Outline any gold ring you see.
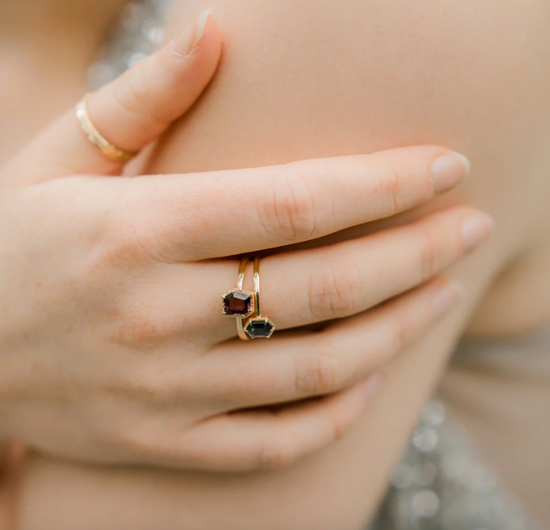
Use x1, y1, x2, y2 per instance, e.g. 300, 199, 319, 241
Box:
222, 258, 255, 341
243, 257, 276, 339
75, 93, 137, 163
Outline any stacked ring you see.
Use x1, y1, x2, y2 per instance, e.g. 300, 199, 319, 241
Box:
221, 257, 276, 340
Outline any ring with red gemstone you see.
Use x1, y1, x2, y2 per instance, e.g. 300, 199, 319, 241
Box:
243, 257, 276, 340
222, 258, 255, 319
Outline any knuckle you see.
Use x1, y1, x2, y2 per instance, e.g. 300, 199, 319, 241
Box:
308, 253, 363, 319
102, 199, 176, 265
103, 365, 172, 405
112, 303, 167, 347
113, 64, 147, 117
95, 372, 196, 460
87, 408, 159, 461
417, 226, 439, 282
96, 199, 152, 265
113, 419, 162, 461
255, 436, 298, 470
126, 216, 173, 263
257, 165, 320, 243
295, 346, 343, 395
113, 63, 167, 128
379, 166, 402, 216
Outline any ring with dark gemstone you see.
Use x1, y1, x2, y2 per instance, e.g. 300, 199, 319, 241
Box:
225, 258, 257, 341
222, 288, 254, 318
244, 317, 276, 339
222, 258, 254, 320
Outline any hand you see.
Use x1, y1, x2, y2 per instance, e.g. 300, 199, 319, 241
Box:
0, 10, 492, 472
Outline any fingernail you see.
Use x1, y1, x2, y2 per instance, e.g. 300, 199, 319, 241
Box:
462, 213, 494, 252
191, 7, 212, 52
171, 7, 212, 58
431, 152, 471, 193
364, 372, 384, 399
433, 280, 462, 319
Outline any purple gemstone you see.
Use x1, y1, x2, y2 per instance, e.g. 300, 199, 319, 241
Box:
223, 290, 253, 317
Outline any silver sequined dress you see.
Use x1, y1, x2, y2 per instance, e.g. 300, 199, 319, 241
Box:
90, 2, 544, 528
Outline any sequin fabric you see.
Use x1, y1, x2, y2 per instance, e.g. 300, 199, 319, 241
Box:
370, 399, 541, 530
88, 0, 177, 90
90, 2, 542, 529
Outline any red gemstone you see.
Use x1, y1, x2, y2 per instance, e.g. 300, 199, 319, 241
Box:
222, 290, 254, 317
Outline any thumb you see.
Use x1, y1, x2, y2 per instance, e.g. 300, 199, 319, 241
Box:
3, 7, 222, 186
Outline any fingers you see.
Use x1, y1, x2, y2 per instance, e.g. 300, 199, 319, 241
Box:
3, 8, 222, 186
200, 277, 459, 411
258, 207, 492, 329
145, 206, 490, 342
176, 379, 377, 472
115, 145, 469, 261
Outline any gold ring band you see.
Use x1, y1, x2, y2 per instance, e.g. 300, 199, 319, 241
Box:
253, 257, 261, 318
221, 257, 275, 340
243, 257, 276, 340
236, 258, 253, 341
75, 93, 137, 163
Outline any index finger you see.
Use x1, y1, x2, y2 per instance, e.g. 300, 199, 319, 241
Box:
120, 145, 470, 262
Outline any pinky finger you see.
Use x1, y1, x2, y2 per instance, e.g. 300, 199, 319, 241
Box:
180, 378, 382, 472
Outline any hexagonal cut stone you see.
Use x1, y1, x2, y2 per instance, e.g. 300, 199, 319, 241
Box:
222, 290, 254, 317
245, 317, 275, 339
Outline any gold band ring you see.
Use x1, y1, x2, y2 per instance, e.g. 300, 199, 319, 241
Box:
75, 93, 137, 163
221, 258, 255, 341
243, 257, 276, 340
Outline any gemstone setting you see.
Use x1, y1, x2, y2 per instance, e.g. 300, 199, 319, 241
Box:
222, 289, 254, 318
244, 317, 276, 339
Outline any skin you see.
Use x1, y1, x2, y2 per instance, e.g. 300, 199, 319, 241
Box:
0, 0, 488, 527
0, 0, 549, 529
1, 6, 488, 475
156, 1, 550, 525
0, 0, 130, 162
105, 3, 550, 527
